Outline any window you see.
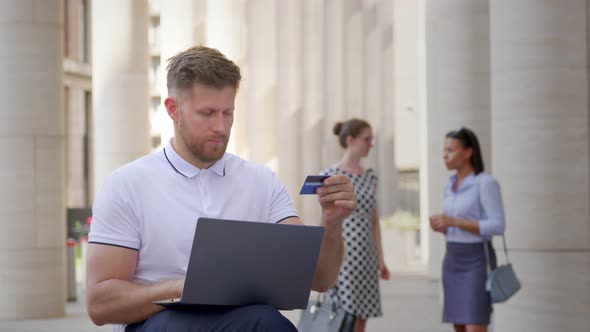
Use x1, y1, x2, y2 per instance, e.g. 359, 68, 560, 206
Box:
64, 0, 90, 63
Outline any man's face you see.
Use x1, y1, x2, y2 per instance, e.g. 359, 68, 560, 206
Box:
173, 84, 236, 167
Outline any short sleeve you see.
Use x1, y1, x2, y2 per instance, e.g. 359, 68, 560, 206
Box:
268, 171, 299, 223
88, 170, 141, 250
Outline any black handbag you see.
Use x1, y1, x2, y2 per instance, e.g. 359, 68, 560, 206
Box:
297, 293, 355, 332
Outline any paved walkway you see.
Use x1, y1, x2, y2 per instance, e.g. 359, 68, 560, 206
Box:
0, 274, 448, 332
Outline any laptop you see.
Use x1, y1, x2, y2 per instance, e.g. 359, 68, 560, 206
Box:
153, 217, 325, 310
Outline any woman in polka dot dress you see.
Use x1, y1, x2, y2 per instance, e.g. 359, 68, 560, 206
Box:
322, 118, 390, 332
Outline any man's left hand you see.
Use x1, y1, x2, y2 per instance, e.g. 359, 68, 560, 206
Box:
316, 174, 356, 228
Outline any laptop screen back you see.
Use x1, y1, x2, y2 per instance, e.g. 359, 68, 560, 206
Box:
181, 218, 324, 310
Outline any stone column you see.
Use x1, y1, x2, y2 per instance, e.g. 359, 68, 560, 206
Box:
363, 0, 379, 171
377, 0, 396, 218
0, 0, 66, 319
343, 0, 365, 119
323, 0, 345, 166
300, 0, 325, 225
277, 0, 303, 211
425, 0, 491, 278
246, 0, 278, 168
160, 0, 207, 146
490, 0, 590, 329
92, 0, 151, 191
65, 88, 87, 207
206, 0, 247, 157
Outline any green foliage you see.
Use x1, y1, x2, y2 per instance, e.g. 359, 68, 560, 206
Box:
381, 210, 420, 231
72, 220, 89, 240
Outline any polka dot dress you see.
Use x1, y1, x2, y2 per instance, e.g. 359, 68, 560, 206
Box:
321, 167, 382, 319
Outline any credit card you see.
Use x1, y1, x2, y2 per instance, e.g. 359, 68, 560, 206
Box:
299, 175, 330, 195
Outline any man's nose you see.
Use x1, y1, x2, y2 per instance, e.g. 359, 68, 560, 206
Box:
211, 113, 229, 133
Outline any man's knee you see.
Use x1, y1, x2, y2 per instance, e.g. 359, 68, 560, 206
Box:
228, 305, 296, 331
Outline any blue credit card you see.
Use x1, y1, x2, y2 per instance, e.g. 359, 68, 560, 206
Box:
299, 175, 330, 195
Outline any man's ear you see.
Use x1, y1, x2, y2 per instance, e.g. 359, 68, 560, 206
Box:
164, 97, 179, 121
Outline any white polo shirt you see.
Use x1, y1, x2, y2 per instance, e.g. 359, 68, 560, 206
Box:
89, 140, 299, 285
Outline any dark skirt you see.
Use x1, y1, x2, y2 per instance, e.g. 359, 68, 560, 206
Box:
442, 242, 496, 325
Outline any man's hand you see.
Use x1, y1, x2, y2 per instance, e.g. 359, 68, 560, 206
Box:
316, 174, 356, 228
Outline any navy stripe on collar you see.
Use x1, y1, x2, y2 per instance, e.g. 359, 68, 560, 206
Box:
163, 147, 226, 177
163, 147, 188, 177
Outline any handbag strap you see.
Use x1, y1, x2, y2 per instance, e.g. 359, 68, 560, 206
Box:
484, 236, 510, 273
483, 240, 491, 273
313, 291, 340, 315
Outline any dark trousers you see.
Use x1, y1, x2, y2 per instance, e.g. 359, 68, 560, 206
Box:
125, 305, 297, 332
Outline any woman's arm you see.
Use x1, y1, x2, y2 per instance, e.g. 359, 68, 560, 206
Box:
450, 217, 480, 235
432, 176, 505, 236
372, 206, 390, 280
477, 176, 505, 235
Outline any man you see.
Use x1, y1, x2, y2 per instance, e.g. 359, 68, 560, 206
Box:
86, 46, 356, 331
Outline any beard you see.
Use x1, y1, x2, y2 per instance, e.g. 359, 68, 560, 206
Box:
178, 117, 228, 165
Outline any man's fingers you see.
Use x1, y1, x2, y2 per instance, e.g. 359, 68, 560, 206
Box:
323, 174, 350, 186
317, 184, 353, 196
334, 200, 357, 210
318, 191, 355, 205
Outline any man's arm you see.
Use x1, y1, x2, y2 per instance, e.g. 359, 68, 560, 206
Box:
85, 244, 183, 326
280, 174, 355, 292
280, 217, 344, 292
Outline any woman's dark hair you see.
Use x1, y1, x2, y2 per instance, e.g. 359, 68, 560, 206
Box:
445, 127, 485, 174
333, 118, 371, 148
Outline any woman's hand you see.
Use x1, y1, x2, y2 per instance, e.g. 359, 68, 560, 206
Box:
429, 214, 455, 233
379, 261, 390, 280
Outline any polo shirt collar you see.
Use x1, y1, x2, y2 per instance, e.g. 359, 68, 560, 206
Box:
163, 139, 226, 178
